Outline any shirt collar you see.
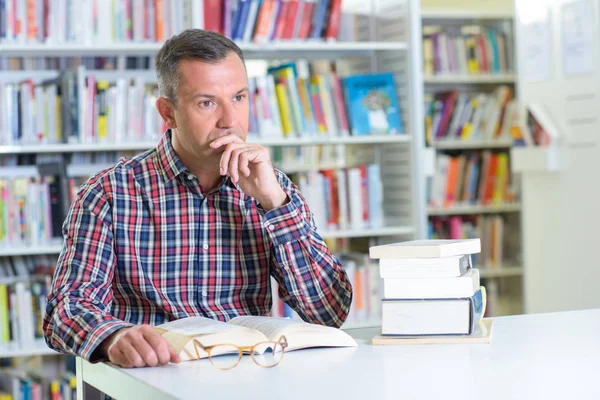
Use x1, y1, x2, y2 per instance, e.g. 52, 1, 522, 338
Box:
156, 130, 189, 183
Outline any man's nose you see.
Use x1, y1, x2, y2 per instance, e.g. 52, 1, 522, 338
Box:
217, 102, 236, 129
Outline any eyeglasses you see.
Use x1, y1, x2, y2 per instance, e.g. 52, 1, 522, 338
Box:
193, 335, 289, 370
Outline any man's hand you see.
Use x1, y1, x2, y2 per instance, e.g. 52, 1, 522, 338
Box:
210, 133, 288, 210
101, 325, 181, 368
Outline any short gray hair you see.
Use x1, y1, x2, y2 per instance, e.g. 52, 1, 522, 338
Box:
155, 29, 245, 106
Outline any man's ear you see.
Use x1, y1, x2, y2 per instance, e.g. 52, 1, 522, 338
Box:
156, 97, 177, 129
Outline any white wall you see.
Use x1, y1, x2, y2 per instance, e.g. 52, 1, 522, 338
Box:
514, 0, 600, 313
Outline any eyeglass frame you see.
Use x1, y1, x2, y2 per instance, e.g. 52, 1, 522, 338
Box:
192, 335, 289, 370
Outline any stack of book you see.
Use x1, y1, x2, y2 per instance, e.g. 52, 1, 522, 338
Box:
368, 239, 492, 344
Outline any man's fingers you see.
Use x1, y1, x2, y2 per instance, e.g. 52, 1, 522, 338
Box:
168, 344, 182, 363
220, 143, 246, 176
239, 151, 251, 177
121, 341, 146, 368
229, 148, 243, 183
210, 133, 244, 149
143, 329, 172, 365
130, 335, 159, 367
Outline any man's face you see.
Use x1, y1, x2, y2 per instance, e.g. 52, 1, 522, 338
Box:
172, 53, 249, 162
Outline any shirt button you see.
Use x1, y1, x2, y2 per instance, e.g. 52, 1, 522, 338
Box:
187, 174, 194, 180
201, 291, 208, 297
202, 243, 209, 250
268, 225, 275, 231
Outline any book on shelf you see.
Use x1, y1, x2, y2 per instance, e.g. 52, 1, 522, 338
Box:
343, 73, 404, 136
520, 102, 561, 147
422, 23, 513, 77
0, 0, 354, 45
0, 369, 76, 400
380, 286, 486, 336
425, 86, 515, 145
369, 238, 481, 259
153, 315, 357, 362
428, 150, 517, 208
429, 215, 508, 268
0, 256, 56, 352
288, 162, 383, 232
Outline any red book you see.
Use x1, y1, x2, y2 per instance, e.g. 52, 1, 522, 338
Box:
324, 0, 342, 41
321, 169, 340, 229
296, 0, 315, 40
281, 0, 301, 40
272, 0, 291, 40
204, 0, 224, 34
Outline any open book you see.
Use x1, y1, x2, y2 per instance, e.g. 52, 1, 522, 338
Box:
153, 316, 358, 361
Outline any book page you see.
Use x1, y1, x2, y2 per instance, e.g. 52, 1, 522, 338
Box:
229, 316, 358, 351
228, 316, 299, 339
156, 316, 241, 336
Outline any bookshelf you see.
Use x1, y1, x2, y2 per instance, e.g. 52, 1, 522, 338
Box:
427, 203, 521, 216
421, 9, 523, 317
0, 42, 409, 57
0, 340, 59, 358
429, 140, 514, 150
0, 135, 411, 155
0, 0, 426, 359
424, 74, 516, 84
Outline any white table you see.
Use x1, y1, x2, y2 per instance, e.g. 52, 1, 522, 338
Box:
76, 308, 600, 400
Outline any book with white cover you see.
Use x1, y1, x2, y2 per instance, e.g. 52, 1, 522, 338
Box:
379, 255, 471, 278
379, 286, 486, 336
370, 239, 481, 259
383, 268, 480, 299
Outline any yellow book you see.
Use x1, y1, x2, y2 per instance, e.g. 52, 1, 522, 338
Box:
278, 69, 303, 134
425, 115, 432, 145
0, 284, 9, 345
465, 37, 479, 74
97, 80, 110, 140
493, 153, 509, 204
460, 98, 479, 139
275, 83, 294, 137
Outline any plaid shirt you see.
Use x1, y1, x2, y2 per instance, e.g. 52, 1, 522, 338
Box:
43, 131, 352, 361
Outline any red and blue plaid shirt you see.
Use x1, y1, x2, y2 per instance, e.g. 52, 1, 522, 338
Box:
43, 131, 352, 361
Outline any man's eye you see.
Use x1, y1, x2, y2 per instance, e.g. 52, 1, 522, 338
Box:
234, 94, 246, 102
200, 101, 213, 108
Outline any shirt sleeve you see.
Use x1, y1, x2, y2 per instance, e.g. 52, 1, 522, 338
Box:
43, 178, 132, 362
260, 170, 352, 328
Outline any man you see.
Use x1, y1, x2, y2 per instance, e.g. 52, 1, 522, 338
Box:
43, 29, 352, 369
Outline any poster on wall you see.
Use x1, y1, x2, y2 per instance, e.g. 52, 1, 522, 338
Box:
521, 9, 552, 82
561, 0, 596, 76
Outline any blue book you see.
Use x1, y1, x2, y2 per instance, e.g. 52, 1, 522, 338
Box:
488, 29, 500, 73
309, 0, 330, 39
230, 0, 243, 40
233, 0, 252, 41
343, 73, 404, 136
